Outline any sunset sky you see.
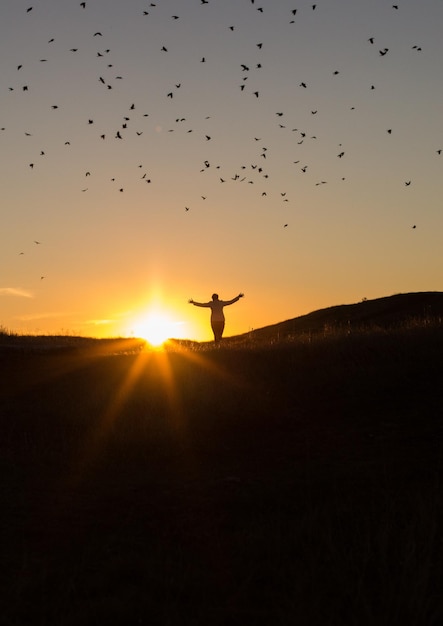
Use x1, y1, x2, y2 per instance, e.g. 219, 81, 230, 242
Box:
1, 0, 442, 342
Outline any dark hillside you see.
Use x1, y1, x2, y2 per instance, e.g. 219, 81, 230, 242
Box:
1, 292, 443, 624
1, 316, 443, 625
236, 291, 443, 342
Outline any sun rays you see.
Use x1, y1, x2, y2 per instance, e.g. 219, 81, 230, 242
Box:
67, 340, 251, 488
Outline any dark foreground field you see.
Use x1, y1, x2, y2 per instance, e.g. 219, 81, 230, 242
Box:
1, 325, 443, 625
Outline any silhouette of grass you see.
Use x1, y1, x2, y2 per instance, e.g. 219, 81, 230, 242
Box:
1, 307, 443, 625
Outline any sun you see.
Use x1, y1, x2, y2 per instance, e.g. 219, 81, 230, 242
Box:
131, 312, 179, 347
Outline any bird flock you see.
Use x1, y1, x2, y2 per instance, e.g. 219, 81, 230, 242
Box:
1, 0, 442, 289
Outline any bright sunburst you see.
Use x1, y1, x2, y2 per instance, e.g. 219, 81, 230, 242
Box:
131, 312, 179, 346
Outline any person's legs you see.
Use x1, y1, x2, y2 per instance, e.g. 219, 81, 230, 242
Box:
211, 320, 225, 342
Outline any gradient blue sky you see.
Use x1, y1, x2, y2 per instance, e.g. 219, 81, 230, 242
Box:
1, 0, 442, 341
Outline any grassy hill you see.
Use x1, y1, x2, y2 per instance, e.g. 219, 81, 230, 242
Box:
1, 292, 443, 625
231, 291, 443, 343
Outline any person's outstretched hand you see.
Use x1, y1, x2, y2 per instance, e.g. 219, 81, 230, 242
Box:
239, 293, 244, 298
188, 298, 194, 304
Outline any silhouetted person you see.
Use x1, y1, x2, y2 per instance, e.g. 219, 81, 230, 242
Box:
189, 292, 244, 342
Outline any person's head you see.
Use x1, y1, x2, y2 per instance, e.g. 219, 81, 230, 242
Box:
212, 293, 219, 301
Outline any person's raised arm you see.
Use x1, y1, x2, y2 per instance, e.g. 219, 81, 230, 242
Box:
188, 299, 211, 308
223, 293, 244, 306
